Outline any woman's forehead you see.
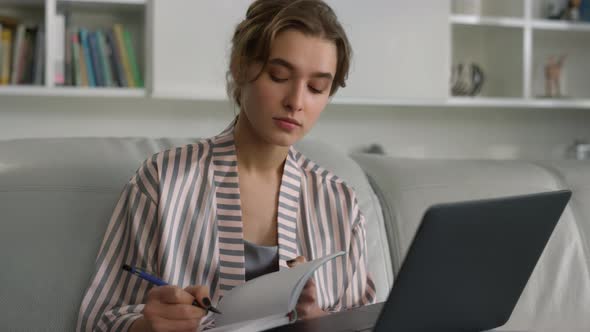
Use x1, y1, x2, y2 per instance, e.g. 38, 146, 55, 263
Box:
269, 29, 337, 76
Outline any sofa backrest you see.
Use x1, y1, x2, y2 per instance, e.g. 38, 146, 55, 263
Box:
0, 137, 391, 331
352, 154, 590, 330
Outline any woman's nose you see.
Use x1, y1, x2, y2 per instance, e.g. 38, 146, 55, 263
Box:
283, 82, 305, 112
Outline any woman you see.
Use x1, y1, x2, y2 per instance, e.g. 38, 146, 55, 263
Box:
77, 0, 375, 331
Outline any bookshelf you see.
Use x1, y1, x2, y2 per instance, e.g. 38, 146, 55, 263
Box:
450, 0, 590, 105
0, 0, 146, 97
0, 0, 589, 110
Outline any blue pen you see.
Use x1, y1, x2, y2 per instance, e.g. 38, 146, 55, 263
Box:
122, 264, 222, 314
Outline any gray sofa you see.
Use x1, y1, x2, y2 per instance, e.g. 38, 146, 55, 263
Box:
0, 137, 589, 331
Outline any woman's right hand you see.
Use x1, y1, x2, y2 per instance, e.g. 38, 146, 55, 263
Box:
130, 285, 211, 332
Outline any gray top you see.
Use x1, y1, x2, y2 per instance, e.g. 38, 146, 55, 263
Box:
244, 239, 280, 281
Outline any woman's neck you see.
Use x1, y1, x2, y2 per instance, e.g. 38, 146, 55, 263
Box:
233, 114, 290, 176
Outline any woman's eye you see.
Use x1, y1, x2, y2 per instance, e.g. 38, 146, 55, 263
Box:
270, 74, 288, 82
308, 86, 324, 94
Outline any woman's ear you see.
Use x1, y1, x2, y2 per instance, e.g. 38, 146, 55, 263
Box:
230, 60, 241, 83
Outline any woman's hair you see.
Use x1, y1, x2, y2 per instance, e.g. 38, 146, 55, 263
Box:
227, 0, 352, 107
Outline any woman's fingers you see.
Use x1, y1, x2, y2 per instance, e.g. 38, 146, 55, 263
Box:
154, 286, 195, 305
184, 285, 213, 310
286, 256, 326, 320
147, 316, 201, 332
298, 279, 318, 303
287, 256, 306, 267
142, 285, 207, 330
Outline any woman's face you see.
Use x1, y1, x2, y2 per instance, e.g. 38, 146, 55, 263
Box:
239, 29, 338, 147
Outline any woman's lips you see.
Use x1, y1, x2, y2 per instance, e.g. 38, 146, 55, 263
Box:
273, 118, 300, 131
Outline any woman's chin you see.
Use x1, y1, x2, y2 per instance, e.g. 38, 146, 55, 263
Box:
266, 131, 301, 147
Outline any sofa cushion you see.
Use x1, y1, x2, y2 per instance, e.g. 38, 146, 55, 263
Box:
533, 160, 590, 268
351, 154, 590, 330
295, 140, 393, 302
0, 137, 390, 331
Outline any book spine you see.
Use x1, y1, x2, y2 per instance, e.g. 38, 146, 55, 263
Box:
17, 28, 31, 84
122, 28, 142, 87
79, 28, 95, 87
1, 29, 12, 85
113, 24, 134, 87
54, 13, 65, 85
10, 24, 24, 84
64, 12, 72, 86
33, 28, 44, 85
106, 28, 126, 87
71, 28, 80, 86
582, 0, 590, 22
78, 31, 88, 87
0, 24, 3, 83
88, 31, 104, 86
96, 30, 114, 87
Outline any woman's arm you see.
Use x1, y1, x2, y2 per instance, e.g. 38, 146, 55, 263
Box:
331, 193, 377, 311
76, 158, 161, 332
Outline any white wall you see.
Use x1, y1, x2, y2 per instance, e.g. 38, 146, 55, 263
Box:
1, 95, 588, 161
1, 0, 588, 160
151, 0, 450, 101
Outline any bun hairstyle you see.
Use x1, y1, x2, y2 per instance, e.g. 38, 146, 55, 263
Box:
226, 0, 352, 107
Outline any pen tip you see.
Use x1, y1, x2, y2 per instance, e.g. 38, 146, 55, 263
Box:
122, 264, 131, 272
209, 307, 223, 315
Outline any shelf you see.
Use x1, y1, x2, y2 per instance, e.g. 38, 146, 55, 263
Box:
56, 0, 146, 12
330, 97, 448, 107
532, 19, 590, 32
0, 86, 146, 97
447, 97, 590, 109
0, 0, 44, 5
450, 15, 525, 28
333, 97, 590, 109
2, 87, 589, 109
57, 0, 146, 5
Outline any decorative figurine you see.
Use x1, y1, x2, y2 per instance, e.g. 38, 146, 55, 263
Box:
547, 0, 583, 21
564, 0, 582, 21
451, 63, 485, 97
544, 54, 567, 97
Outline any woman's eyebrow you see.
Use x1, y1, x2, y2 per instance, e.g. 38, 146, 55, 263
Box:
268, 58, 333, 80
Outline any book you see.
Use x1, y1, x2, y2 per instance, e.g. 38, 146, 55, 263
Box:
17, 26, 36, 84
0, 17, 18, 85
207, 251, 345, 332
32, 27, 44, 85
106, 29, 126, 87
122, 28, 142, 87
70, 29, 82, 86
79, 28, 95, 87
88, 31, 105, 86
54, 13, 65, 85
0, 24, 3, 78
64, 13, 72, 86
10, 24, 25, 84
96, 30, 114, 87
113, 24, 134, 87
1, 29, 13, 85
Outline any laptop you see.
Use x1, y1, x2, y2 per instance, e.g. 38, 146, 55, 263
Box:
271, 189, 572, 332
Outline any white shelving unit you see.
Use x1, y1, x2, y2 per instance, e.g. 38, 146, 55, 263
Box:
450, 0, 590, 107
0, 85, 144, 96
450, 14, 526, 28
1, 0, 588, 110
0, 0, 147, 97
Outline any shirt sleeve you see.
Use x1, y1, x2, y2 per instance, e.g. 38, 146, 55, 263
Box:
328, 192, 377, 311
76, 157, 160, 332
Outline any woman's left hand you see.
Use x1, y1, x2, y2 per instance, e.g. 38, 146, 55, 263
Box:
287, 256, 329, 320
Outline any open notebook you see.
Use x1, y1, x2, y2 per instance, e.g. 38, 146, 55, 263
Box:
207, 251, 345, 332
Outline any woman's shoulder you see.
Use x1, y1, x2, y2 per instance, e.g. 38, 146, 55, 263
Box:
131, 138, 216, 183
146, 138, 217, 165
291, 148, 358, 199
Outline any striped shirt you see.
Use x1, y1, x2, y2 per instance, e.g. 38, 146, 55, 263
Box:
76, 119, 376, 331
